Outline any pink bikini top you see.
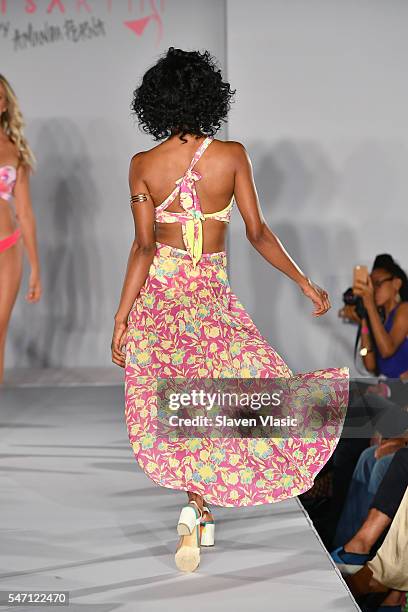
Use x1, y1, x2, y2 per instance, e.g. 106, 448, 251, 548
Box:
0, 165, 17, 202
154, 136, 234, 268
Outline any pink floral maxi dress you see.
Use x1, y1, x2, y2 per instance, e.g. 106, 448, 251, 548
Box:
124, 137, 349, 507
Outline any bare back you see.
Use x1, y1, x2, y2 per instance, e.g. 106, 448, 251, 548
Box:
131, 136, 239, 254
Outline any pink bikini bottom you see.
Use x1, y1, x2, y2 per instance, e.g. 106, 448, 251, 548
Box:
0, 228, 21, 253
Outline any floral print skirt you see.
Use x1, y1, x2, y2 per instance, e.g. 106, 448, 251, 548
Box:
124, 241, 350, 507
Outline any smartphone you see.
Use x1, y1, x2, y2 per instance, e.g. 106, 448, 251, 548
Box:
353, 265, 369, 286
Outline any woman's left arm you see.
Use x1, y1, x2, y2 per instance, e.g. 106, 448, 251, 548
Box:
13, 163, 42, 302
354, 277, 408, 358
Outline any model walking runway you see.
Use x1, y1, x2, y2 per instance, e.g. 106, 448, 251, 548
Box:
111, 47, 350, 573
124, 136, 349, 508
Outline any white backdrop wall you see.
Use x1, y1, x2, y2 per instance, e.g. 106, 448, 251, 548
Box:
226, 0, 407, 375
3, 0, 407, 375
2, 0, 227, 368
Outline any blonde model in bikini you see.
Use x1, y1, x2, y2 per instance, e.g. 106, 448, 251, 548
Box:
0, 75, 41, 383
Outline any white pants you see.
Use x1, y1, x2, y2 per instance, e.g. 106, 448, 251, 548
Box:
367, 485, 408, 590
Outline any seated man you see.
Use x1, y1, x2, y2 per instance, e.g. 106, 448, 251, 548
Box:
326, 375, 408, 549
332, 437, 406, 549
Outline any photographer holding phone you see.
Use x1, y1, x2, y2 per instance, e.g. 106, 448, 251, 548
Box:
351, 254, 408, 379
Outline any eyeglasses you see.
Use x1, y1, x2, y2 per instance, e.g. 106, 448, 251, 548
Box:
372, 276, 394, 289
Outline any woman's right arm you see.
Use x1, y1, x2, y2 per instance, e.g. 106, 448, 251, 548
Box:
13, 162, 42, 302
232, 142, 330, 317
111, 153, 156, 367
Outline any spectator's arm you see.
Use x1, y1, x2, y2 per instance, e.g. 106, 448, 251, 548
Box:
360, 317, 377, 373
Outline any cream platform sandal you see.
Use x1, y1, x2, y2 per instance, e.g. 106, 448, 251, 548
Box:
175, 500, 203, 572
177, 499, 203, 536
200, 504, 215, 547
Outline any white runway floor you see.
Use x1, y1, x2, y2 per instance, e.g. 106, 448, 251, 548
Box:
0, 380, 361, 612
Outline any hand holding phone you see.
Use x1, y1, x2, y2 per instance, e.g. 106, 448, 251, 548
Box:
352, 264, 375, 307
353, 265, 369, 288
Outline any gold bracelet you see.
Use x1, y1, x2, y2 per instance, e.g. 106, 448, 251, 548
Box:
130, 193, 149, 204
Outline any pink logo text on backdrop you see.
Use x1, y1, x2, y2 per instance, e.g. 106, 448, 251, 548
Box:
0, 0, 165, 44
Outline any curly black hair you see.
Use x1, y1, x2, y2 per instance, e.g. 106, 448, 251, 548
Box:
131, 47, 236, 143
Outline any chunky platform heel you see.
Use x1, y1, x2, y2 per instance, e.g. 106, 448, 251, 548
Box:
200, 504, 215, 547
175, 500, 203, 572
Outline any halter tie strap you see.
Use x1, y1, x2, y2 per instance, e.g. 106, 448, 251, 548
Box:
155, 137, 214, 268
